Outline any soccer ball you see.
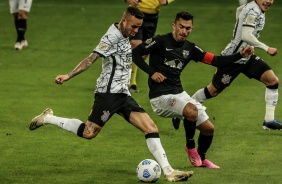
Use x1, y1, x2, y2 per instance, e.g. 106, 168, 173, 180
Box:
136, 159, 162, 183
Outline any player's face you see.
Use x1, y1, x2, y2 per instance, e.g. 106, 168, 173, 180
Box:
256, 0, 274, 11
172, 18, 193, 42
121, 16, 143, 38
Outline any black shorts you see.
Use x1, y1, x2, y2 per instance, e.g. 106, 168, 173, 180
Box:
130, 13, 158, 41
88, 93, 146, 127
212, 55, 271, 91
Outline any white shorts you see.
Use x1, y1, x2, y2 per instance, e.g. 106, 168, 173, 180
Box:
150, 91, 209, 126
9, 0, 32, 14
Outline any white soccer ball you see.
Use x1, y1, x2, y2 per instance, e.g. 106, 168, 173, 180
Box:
136, 159, 162, 183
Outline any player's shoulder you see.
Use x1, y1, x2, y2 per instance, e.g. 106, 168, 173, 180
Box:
153, 33, 170, 40
100, 24, 124, 44
146, 33, 169, 45
183, 40, 196, 48
244, 1, 262, 14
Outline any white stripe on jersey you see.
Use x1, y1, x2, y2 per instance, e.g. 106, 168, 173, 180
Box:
94, 24, 132, 95
221, 1, 265, 55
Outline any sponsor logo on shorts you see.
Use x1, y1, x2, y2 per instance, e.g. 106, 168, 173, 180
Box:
221, 74, 232, 84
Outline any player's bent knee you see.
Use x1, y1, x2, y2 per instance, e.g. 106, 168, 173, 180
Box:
18, 11, 28, 19
184, 103, 198, 121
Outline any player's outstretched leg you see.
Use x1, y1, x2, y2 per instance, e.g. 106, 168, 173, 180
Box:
29, 108, 53, 130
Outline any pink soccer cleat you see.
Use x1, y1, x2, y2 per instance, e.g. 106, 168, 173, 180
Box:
201, 159, 220, 169
185, 146, 202, 167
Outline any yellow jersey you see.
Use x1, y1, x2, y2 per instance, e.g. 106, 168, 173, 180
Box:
136, 0, 174, 14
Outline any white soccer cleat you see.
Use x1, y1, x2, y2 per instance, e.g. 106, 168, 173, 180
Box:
29, 108, 53, 130
21, 40, 28, 48
165, 170, 193, 182
14, 42, 23, 50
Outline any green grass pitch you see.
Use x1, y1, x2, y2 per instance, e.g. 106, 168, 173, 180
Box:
0, 0, 282, 183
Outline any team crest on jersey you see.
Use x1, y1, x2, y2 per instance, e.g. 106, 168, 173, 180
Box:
183, 50, 189, 59
221, 74, 232, 85
98, 42, 108, 51
246, 15, 255, 24
101, 110, 110, 122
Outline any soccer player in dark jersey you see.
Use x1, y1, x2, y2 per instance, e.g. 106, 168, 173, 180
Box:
28, 7, 193, 182
132, 12, 253, 168
192, 0, 281, 130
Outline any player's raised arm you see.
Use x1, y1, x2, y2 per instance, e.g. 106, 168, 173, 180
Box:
55, 52, 100, 84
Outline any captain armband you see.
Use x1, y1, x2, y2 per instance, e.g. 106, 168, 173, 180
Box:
202, 52, 215, 65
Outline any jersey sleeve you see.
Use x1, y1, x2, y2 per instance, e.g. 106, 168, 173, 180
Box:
132, 36, 163, 76
94, 33, 118, 57
242, 6, 260, 28
190, 44, 208, 62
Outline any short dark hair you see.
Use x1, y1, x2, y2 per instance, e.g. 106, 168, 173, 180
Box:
174, 12, 193, 23
125, 6, 144, 19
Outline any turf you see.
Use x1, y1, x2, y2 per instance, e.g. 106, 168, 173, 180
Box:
0, 0, 282, 183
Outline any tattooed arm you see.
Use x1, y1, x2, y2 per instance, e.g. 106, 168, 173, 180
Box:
55, 52, 100, 84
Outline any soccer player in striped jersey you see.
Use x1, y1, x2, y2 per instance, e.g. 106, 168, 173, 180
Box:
192, 0, 281, 130
29, 6, 193, 182
132, 12, 253, 168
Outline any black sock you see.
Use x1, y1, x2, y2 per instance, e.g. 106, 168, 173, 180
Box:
15, 19, 21, 42
17, 19, 27, 42
183, 119, 197, 149
198, 133, 213, 160
204, 87, 213, 99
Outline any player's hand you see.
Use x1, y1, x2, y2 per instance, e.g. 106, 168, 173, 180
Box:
267, 47, 278, 56
55, 74, 70, 85
126, 0, 139, 6
151, 72, 167, 83
240, 45, 254, 57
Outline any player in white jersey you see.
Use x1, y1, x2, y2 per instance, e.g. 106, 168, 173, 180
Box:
9, 0, 32, 50
28, 7, 193, 182
191, 0, 281, 130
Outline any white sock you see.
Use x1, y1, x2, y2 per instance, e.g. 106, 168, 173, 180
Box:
146, 138, 174, 176
192, 88, 206, 103
44, 114, 83, 134
265, 87, 278, 122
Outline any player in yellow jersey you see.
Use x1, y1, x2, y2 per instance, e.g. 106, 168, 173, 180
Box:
125, 0, 174, 92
